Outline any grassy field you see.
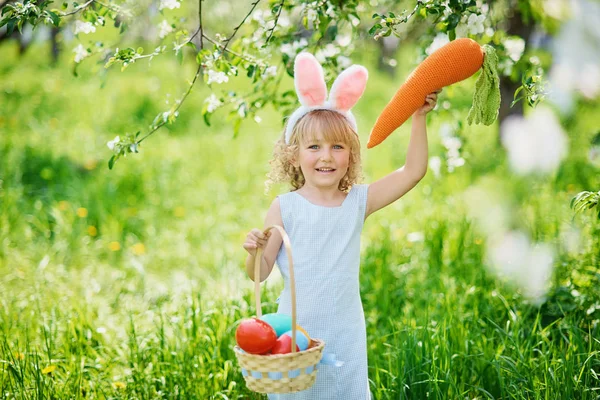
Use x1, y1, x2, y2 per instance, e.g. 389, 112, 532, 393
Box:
1, 39, 600, 399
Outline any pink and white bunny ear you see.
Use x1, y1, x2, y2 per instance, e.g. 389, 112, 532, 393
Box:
328, 65, 368, 112
294, 52, 327, 107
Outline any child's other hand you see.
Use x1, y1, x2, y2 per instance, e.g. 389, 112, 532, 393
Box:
243, 228, 271, 256
415, 89, 441, 116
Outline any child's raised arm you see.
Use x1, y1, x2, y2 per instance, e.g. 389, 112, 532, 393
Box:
365, 91, 439, 219
243, 198, 284, 282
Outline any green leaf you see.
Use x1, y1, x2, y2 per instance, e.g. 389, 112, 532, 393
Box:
177, 49, 183, 65
510, 97, 523, 108
448, 29, 456, 41
186, 41, 197, 52
201, 103, 212, 127
513, 85, 524, 101
108, 155, 116, 170
47, 11, 60, 26
246, 64, 255, 78
233, 118, 242, 138
368, 23, 381, 35
447, 13, 460, 31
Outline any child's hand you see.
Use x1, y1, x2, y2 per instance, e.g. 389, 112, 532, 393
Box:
243, 228, 271, 256
415, 89, 441, 116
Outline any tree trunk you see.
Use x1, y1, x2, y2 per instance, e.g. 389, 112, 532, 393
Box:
50, 26, 60, 64
498, 5, 535, 127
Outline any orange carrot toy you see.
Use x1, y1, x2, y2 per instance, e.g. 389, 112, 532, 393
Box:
368, 38, 500, 148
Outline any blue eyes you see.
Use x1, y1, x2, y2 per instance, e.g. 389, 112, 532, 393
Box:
308, 145, 344, 150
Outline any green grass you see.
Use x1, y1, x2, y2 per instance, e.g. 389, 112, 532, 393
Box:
1, 40, 600, 399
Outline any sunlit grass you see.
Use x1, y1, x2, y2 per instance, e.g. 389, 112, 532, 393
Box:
1, 40, 600, 398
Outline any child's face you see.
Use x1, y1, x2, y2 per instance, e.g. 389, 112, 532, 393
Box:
296, 133, 350, 189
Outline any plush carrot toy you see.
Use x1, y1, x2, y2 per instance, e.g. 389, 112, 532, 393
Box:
368, 38, 500, 148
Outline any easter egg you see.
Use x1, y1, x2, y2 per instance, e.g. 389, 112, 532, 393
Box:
260, 313, 292, 337
270, 334, 298, 354
295, 325, 311, 342
235, 318, 277, 354
270, 329, 310, 354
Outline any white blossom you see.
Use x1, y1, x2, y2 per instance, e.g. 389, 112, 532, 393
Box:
107, 135, 120, 151
504, 37, 525, 62
206, 70, 229, 85
73, 44, 89, 63
336, 34, 352, 47
488, 231, 555, 305
426, 33, 449, 55
74, 20, 96, 35
447, 156, 465, 171
204, 94, 222, 113
455, 15, 469, 38
337, 55, 351, 69
262, 66, 277, 78
407, 232, 425, 242
501, 106, 568, 175
466, 13, 486, 35
548, 0, 600, 113
280, 38, 308, 58
306, 9, 318, 24
442, 136, 462, 152
159, 0, 180, 10
315, 43, 340, 62
429, 156, 442, 178
325, 6, 336, 18
158, 20, 173, 39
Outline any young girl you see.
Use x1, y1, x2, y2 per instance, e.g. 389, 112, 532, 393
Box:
243, 52, 439, 399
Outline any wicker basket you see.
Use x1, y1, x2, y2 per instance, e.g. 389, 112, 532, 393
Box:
234, 225, 325, 394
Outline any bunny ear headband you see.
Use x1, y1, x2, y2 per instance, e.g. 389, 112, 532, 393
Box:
284, 52, 369, 144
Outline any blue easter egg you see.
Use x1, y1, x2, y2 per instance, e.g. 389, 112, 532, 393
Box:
282, 329, 310, 351
260, 313, 292, 337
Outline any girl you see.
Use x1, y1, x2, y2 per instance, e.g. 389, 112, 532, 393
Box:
243, 52, 439, 399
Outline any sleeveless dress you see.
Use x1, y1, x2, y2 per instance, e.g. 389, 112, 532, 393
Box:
268, 184, 371, 400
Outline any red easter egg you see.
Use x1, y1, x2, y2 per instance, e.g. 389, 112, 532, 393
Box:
270, 334, 300, 355
235, 318, 277, 354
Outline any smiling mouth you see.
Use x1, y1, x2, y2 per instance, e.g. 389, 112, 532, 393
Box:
316, 168, 336, 173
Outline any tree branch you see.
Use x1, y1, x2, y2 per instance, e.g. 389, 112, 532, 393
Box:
61, 0, 120, 17
221, 0, 261, 54
264, 0, 285, 46
201, 34, 257, 64
137, 0, 260, 144
137, 63, 203, 144
61, 0, 94, 16
199, 0, 203, 49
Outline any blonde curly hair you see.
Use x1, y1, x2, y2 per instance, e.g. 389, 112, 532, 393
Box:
266, 109, 363, 193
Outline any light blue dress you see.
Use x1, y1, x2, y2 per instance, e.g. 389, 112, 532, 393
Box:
268, 184, 371, 400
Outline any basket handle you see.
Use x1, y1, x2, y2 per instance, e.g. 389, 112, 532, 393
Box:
254, 225, 298, 354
